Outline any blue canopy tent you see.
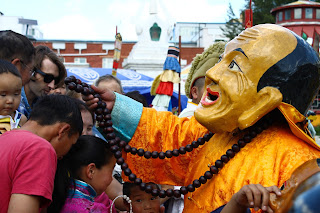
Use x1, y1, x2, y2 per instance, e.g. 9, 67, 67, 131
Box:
67, 68, 187, 110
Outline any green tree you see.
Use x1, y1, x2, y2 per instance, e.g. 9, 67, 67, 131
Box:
221, 3, 244, 41
244, 0, 320, 25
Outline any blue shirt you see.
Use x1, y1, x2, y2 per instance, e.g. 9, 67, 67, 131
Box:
18, 87, 31, 118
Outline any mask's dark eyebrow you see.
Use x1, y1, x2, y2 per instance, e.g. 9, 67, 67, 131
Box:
233, 48, 248, 59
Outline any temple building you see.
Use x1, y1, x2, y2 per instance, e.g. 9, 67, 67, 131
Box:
271, 0, 320, 52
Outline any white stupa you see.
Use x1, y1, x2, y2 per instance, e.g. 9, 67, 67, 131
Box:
122, 0, 175, 79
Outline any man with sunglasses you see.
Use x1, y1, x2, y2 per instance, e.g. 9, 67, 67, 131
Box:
0, 30, 35, 86
18, 45, 66, 118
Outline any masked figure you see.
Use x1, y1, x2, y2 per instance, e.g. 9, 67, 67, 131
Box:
105, 24, 320, 212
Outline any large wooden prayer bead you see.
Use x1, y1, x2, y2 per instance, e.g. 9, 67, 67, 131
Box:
131, 147, 138, 155
221, 155, 229, 163
124, 145, 132, 153
204, 171, 213, 179
145, 185, 153, 193
151, 151, 159, 158
165, 150, 173, 158
110, 145, 119, 153
152, 189, 159, 196
215, 160, 223, 168
180, 186, 188, 195
129, 173, 136, 181
244, 135, 252, 143
172, 149, 179, 156
238, 139, 246, 148
121, 163, 128, 170
116, 157, 124, 165
187, 184, 195, 192
199, 176, 207, 184
124, 168, 132, 176
197, 137, 205, 145
75, 84, 83, 93
144, 151, 151, 159
173, 190, 181, 198
159, 190, 166, 198
114, 151, 122, 159
210, 166, 218, 174
96, 108, 103, 115
140, 182, 146, 191
166, 189, 174, 197
226, 149, 235, 158
232, 144, 240, 153
137, 148, 145, 156
106, 133, 116, 140
185, 144, 193, 152
119, 140, 126, 148
193, 179, 201, 188
191, 141, 199, 148
159, 152, 165, 159
135, 178, 142, 185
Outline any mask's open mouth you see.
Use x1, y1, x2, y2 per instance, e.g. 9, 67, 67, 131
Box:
201, 88, 219, 106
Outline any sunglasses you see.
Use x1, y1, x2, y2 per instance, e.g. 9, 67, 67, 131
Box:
34, 69, 60, 84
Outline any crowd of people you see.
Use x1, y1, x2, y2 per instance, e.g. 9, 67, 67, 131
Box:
1, 23, 320, 213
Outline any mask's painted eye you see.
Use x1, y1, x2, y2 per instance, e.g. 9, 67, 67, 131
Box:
229, 60, 242, 72
280, 181, 287, 190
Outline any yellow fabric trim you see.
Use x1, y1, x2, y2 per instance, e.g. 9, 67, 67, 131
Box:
159, 70, 180, 83
278, 102, 320, 150
150, 75, 161, 96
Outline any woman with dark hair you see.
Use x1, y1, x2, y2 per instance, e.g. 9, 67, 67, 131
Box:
48, 135, 117, 213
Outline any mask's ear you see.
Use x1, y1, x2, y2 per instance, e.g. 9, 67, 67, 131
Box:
238, 86, 283, 130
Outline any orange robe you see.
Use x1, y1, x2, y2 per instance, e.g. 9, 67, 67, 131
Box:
122, 107, 320, 212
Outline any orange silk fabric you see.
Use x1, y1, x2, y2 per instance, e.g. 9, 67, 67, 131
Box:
122, 108, 320, 212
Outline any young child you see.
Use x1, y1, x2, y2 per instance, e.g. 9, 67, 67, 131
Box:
51, 135, 117, 213
123, 182, 165, 213
122, 181, 281, 213
0, 59, 27, 134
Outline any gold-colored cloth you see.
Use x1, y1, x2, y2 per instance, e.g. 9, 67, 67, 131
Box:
123, 106, 320, 212
159, 70, 180, 83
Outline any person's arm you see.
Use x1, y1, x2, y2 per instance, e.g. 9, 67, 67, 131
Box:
221, 184, 281, 213
8, 194, 41, 213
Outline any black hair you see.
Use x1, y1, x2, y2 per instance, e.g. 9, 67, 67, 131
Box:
66, 135, 114, 178
0, 30, 35, 64
29, 95, 83, 136
95, 74, 123, 93
48, 135, 114, 212
258, 33, 320, 115
34, 45, 66, 86
0, 59, 21, 78
125, 90, 148, 107
123, 182, 160, 198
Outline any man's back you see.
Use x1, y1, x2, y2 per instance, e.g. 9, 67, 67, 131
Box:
0, 130, 57, 212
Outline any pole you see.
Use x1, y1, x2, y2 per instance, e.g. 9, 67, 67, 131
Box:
178, 35, 181, 115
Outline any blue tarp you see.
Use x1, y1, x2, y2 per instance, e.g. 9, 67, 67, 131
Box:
67, 68, 187, 110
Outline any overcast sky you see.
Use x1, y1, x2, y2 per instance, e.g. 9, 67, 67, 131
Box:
1, 0, 246, 41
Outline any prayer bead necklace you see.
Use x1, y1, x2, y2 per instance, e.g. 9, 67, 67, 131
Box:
65, 76, 272, 198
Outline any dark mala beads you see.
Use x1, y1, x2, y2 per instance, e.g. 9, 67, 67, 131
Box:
66, 76, 272, 199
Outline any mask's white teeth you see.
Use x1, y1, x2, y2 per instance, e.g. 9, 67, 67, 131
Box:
205, 96, 214, 103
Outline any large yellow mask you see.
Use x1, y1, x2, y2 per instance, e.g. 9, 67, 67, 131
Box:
195, 24, 319, 133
